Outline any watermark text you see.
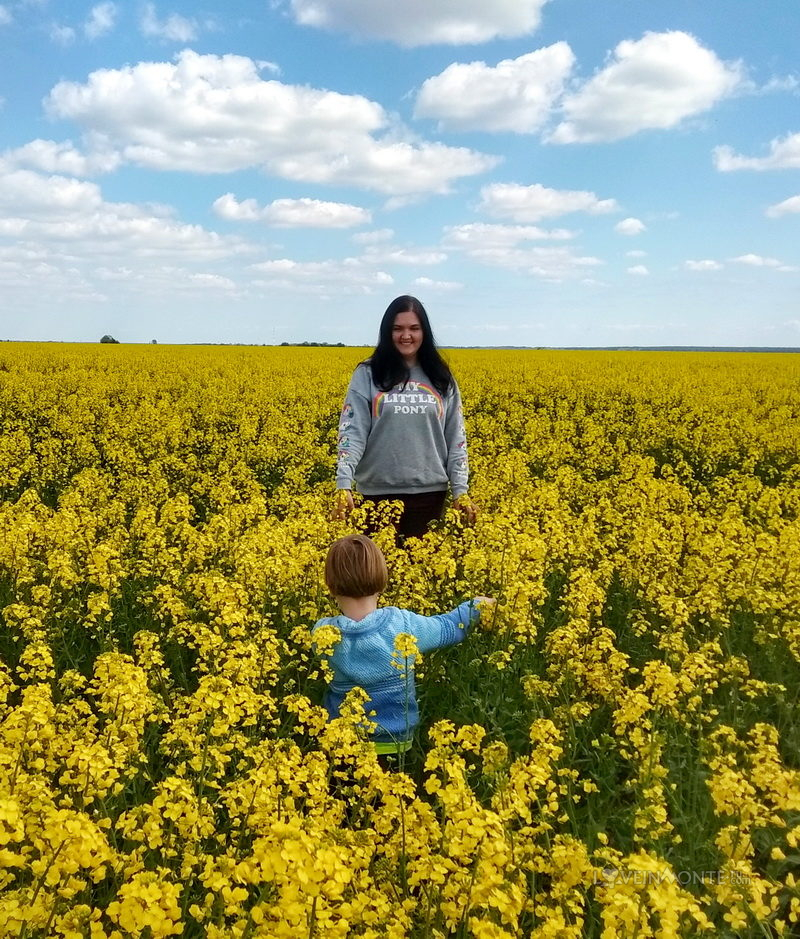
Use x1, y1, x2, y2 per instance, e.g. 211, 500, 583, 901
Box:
594, 868, 751, 887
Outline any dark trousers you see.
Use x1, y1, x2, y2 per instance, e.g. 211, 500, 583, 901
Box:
363, 490, 447, 540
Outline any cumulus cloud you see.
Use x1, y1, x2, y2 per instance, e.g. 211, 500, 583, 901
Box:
0, 167, 246, 260
187, 273, 237, 291
50, 23, 76, 44
45, 50, 497, 195
627, 265, 649, 275
479, 182, 617, 222
252, 257, 394, 295
360, 245, 446, 265
85, 2, 116, 39
475, 245, 602, 280
685, 259, 723, 271
766, 194, 800, 218
731, 253, 797, 271
756, 75, 800, 94
414, 43, 574, 133
288, 0, 549, 46
412, 276, 462, 291
0, 164, 263, 320
732, 253, 781, 267
0, 253, 108, 305
714, 132, 800, 171
94, 266, 241, 296
550, 31, 742, 143
443, 222, 575, 248
213, 194, 371, 228
615, 217, 646, 235
140, 3, 197, 41
352, 228, 394, 245
444, 222, 599, 280
3, 139, 121, 176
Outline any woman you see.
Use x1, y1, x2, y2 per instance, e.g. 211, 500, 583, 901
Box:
331, 295, 476, 538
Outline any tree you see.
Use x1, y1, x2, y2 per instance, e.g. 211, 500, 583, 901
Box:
100, 335, 119, 344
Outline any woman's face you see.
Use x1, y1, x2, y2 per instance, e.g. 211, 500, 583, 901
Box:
392, 310, 423, 363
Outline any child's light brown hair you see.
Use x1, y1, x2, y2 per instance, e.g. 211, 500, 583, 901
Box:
324, 535, 388, 598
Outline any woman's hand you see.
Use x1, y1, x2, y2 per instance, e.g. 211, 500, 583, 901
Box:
329, 489, 355, 521
454, 494, 478, 525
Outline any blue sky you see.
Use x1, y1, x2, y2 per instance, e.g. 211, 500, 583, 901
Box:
1, 0, 798, 346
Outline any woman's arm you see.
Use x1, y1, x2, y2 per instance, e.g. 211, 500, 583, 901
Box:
443, 381, 469, 497
443, 381, 477, 522
332, 367, 372, 516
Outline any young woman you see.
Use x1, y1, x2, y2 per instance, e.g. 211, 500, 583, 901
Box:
331, 295, 476, 539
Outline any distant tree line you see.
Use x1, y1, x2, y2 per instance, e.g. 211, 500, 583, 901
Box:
280, 341, 345, 347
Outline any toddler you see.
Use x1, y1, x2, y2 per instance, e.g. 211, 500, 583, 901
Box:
312, 534, 494, 755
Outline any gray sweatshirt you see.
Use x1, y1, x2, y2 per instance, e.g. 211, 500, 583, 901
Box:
336, 363, 469, 497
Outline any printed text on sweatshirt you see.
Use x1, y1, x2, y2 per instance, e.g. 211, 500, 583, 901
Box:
336, 363, 468, 497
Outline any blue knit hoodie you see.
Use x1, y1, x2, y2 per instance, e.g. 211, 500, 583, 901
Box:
312, 600, 480, 744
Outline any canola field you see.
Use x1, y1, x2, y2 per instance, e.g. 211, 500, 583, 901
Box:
0, 342, 798, 939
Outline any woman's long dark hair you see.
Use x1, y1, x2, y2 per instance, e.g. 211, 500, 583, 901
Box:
366, 296, 453, 396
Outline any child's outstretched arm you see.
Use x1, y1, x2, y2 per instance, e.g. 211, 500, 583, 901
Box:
403, 597, 495, 653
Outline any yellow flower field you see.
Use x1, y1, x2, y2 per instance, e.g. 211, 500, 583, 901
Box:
0, 343, 798, 938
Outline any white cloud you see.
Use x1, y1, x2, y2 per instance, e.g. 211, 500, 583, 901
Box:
92, 266, 241, 296
626, 249, 647, 258
414, 43, 574, 133
0, 164, 265, 322
0, 253, 108, 304
352, 228, 394, 245
213, 194, 371, 228
188, 273, 237, 291
361, 245, 446, 265
627, 265, 649, 276
714, 133, 800, 171
479, 182, 617, 222
478, 246, 603, 280
100, 265, 241, 295
50, 23, 76, 44
0, 6, 12, 26
766, 194, 800, 218
550, 31, 742, 143
45, 50, 497, 195
0, 168, 246, 260
443, 222, 575, 249
3, 139, 121, 176
412, 276, 462, 291
288, 0, 549, 46
0, 169, 106, 218
731, 253, 798, 272
85, 2, 116, 39
444, 223, 600, 280
615, 217, 646, 235
685, 259, 723, 271
756, 75, 799, 94
140, 3, 197, 42
732, 253, 782, 267
251, 257, 394, 294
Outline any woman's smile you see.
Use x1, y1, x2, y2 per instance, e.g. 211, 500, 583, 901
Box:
392, 311, 423, 364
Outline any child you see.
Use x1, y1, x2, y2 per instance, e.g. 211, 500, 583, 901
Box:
312, 534, 494, 756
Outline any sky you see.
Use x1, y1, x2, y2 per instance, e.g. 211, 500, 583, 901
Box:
0, 0, 798, 347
